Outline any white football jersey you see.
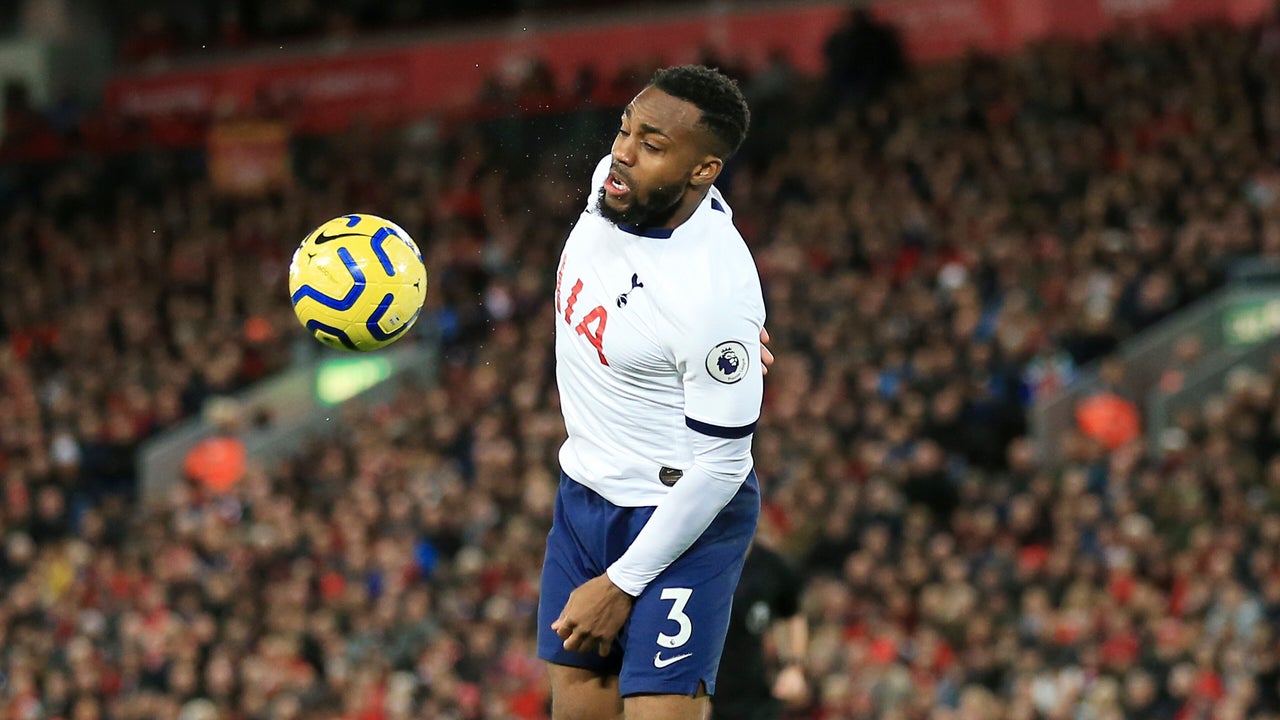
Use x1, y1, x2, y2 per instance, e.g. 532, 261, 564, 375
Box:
555, 156, 766, 507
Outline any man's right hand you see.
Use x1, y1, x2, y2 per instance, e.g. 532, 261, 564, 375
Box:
552, 573, 636, 657
761, 327, 774, 375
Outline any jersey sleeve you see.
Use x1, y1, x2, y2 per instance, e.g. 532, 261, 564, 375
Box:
672, 259, 766, 438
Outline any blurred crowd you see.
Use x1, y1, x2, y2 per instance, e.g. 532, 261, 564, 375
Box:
7, 10, 1280, 720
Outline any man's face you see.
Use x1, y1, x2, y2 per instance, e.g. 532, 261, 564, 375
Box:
597, 86, 711, 229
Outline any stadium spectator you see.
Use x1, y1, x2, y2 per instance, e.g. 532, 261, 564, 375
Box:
182, 398, 248, 496
823, 7, 906, 106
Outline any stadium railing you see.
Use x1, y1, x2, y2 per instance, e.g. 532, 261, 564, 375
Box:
1032, 266, 1280, 463
136, 332, 439, 505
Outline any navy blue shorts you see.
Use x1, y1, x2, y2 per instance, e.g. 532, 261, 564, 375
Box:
537, 472, 760, 697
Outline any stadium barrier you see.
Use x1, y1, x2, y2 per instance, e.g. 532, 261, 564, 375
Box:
1032, 273, 1280, 462
1148, 323, 1280, 451
136, 336, 439, 505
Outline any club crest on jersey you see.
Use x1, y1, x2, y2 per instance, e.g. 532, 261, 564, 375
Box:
706, 341, 749, 384
616, 273, 644, 308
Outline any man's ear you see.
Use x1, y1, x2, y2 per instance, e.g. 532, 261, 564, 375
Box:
690, 157, 723, 188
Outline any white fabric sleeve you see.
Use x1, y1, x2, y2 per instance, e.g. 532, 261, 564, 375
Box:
672, 248, 765, 434
605, 431, 754, 596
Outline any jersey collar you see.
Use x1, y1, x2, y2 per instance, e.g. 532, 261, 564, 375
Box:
619, 224, 675, 239
616, 192, 725, 239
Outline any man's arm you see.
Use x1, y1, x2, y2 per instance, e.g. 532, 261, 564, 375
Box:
775, 613, 809, 664
772, 614, 809, 705
605, 429, 754, 595
606, 279, 765, 596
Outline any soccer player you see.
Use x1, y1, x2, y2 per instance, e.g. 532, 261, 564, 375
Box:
537, 65, 767, 720
711, 526, 810, 720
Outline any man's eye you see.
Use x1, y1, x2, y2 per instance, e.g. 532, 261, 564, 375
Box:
617, 129, 630, 137
643, 142, 659, 151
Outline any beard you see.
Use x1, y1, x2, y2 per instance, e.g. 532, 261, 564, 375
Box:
596, 180, 686, 230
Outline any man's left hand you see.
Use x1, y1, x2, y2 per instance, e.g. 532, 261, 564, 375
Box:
761, 327, 774, 375
552, 574, 636, 656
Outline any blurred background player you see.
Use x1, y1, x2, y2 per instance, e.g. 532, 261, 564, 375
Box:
712, 516, 810, 720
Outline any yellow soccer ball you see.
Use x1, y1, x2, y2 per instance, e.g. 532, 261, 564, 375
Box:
288, 214, 427, 352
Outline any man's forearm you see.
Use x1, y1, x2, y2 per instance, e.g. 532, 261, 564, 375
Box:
606, 433, 753, 596
776, 615, 808, 664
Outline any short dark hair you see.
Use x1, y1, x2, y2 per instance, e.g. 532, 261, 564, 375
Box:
649, 65, 750, 159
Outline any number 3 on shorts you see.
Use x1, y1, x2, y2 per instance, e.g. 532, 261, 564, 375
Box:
657, 588, 693, 649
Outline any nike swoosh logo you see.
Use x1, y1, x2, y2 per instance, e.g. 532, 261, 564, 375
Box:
653, 652, 692, 669
315, 231, 366, 244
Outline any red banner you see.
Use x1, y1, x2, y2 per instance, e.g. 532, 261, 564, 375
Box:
105, 4, 846, 135
873, 0, 1270, 60
1001, 0, 1273, 45
105, 0, 1272, 136
873, 0, 1011, 60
